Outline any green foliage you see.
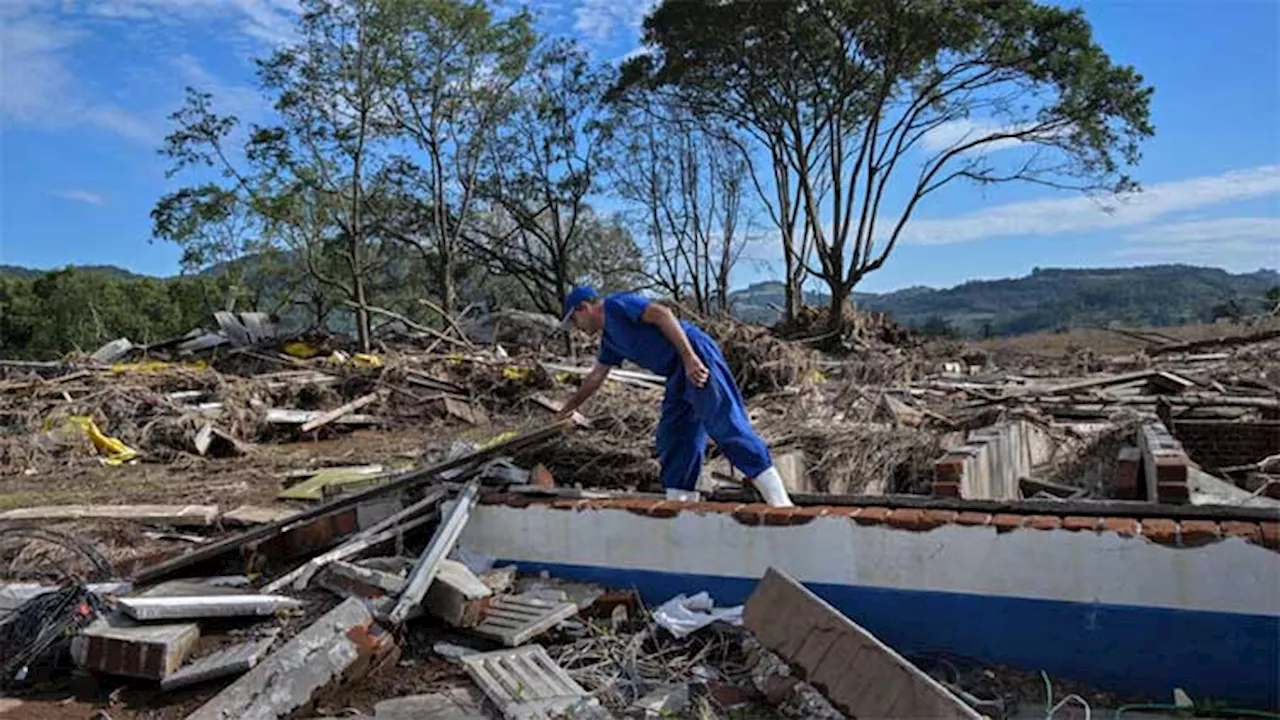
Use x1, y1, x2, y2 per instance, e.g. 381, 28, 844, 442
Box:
0, 268, 226, 359
618, 0, 1156, 330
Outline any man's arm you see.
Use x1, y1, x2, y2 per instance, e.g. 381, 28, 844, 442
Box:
557, 362, 612, 418
641, 302, 709, 388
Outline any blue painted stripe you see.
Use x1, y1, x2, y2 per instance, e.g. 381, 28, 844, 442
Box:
507, 560, 1280, 709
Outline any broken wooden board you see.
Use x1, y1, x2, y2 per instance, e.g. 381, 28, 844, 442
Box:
472, 594, 578, 647
117, 595, 302, 621
300, 392, 382, 433
263, 408, 381, 427
460, 644, 592, 719
278, 465, 388, 501
744, 568, 981, 720
193, 423, 245, 457
222, 505, 298, 527
0, 504, 219, 527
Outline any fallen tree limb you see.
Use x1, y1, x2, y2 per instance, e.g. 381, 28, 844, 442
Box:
345, 301, 471, 350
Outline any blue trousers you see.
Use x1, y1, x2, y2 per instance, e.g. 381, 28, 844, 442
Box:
656, 331, 773, 491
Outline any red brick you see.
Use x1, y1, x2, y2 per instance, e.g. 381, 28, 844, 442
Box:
1259, 522, 1280, 550
551, 498, 585, 510
852, 507, 892, 526
1026, 515, 1062, 531
606, 498, 663, 512
645, 502, 681, 519
1142, 518, 1178, 545
827, 506, 863, 518
762, 507, 805, 526
1156, 482, 1190, 504
791, 506, 831, 519
934, 456, 965, 485
920, 510, 959, 529
1061, 516, 1100, 532
682, 502, 741, 516
1220, 521, 1262, 543
991, 514, 1026, 532
732, 504, 768, 526
1178, 520, 1220, 546
933, 482, 961, 498
479, 492, 514, 506
885, 508, 926, 530
953, 511, 992, 527
531, 464, 556, 489
1100, 517, 1140, 536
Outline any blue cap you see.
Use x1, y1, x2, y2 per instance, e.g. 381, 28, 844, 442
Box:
561, 286, 599, 328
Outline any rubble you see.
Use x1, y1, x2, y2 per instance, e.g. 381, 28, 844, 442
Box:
0, 308, 1275, 717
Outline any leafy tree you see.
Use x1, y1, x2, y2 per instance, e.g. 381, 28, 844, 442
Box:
375, 0, 537, 311
617, 0, 1154, 333
464, 41, 614, 314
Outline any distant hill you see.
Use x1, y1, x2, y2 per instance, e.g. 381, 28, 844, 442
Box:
731, 265, 1280, 336
0, 264, 146, 281
5, 262, 1276, 339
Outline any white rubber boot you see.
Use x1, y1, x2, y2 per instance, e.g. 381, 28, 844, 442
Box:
665, 488, 702, 503
750, 466, 794, 507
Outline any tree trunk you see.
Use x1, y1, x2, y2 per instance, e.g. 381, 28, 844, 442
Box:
438, 248, 457, 313
826, 280, 850, 335
352, 271, 371, 352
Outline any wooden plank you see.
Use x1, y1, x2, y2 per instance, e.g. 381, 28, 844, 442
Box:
0, 504, 219, 527
132, 421, 571, 584
300, 392, 381, 433
744, 568, 981, 720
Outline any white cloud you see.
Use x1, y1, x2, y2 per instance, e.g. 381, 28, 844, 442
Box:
53, 189, 109, 206
1112, 217, 1279, 268
574, 0, 653, 43
0, 0, 293, 143
902, 164, 1280, 245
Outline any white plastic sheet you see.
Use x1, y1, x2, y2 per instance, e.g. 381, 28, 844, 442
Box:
653, 591, 743, 638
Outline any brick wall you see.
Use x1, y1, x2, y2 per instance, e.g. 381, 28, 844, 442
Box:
1172, 421, 1280, 471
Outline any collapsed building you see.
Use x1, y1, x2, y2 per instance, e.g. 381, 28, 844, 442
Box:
0, 308, 1275, 718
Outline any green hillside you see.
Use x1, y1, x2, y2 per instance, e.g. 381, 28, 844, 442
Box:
731, 265, 1279, 336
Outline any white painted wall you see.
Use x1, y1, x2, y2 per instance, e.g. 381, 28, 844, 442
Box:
461, 506, 1280, 617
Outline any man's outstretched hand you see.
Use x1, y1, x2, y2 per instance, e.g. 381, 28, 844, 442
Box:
684, 355, 710, 389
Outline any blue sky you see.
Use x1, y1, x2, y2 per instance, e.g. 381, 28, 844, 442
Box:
1, 0, 1276, 294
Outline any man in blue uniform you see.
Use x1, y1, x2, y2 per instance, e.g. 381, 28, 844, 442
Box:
556, 286, 794, 507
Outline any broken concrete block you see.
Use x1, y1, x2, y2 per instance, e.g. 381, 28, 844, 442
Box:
71, 614, 198, 681
161, 635, 277, 690
372, 687, 490, 719
186, 598, 396, 720
320, 560, 406, 600
744, 568, 980, 720
423, 559, 493, 628
117, 594, 302, 621
480, 566, 517, 595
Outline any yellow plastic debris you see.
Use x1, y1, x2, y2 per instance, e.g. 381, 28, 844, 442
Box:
554, 372, 572, 384
479, 431, 518, 450
446, 353, 465, 367
353, 353, 383, 369
283, 341, 322, 359
67, 416, 138, 465
806, 369, 827, 384
502, 366, 532, 381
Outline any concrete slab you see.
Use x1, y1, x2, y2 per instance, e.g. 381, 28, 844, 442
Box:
117, 595, 302, 621
423, 559, 492, 628
161, 635, 277, 690
222, 505, 299, 527
186, 598, 397, 720
71, 614, 199, 681
744, 568, 980, 720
